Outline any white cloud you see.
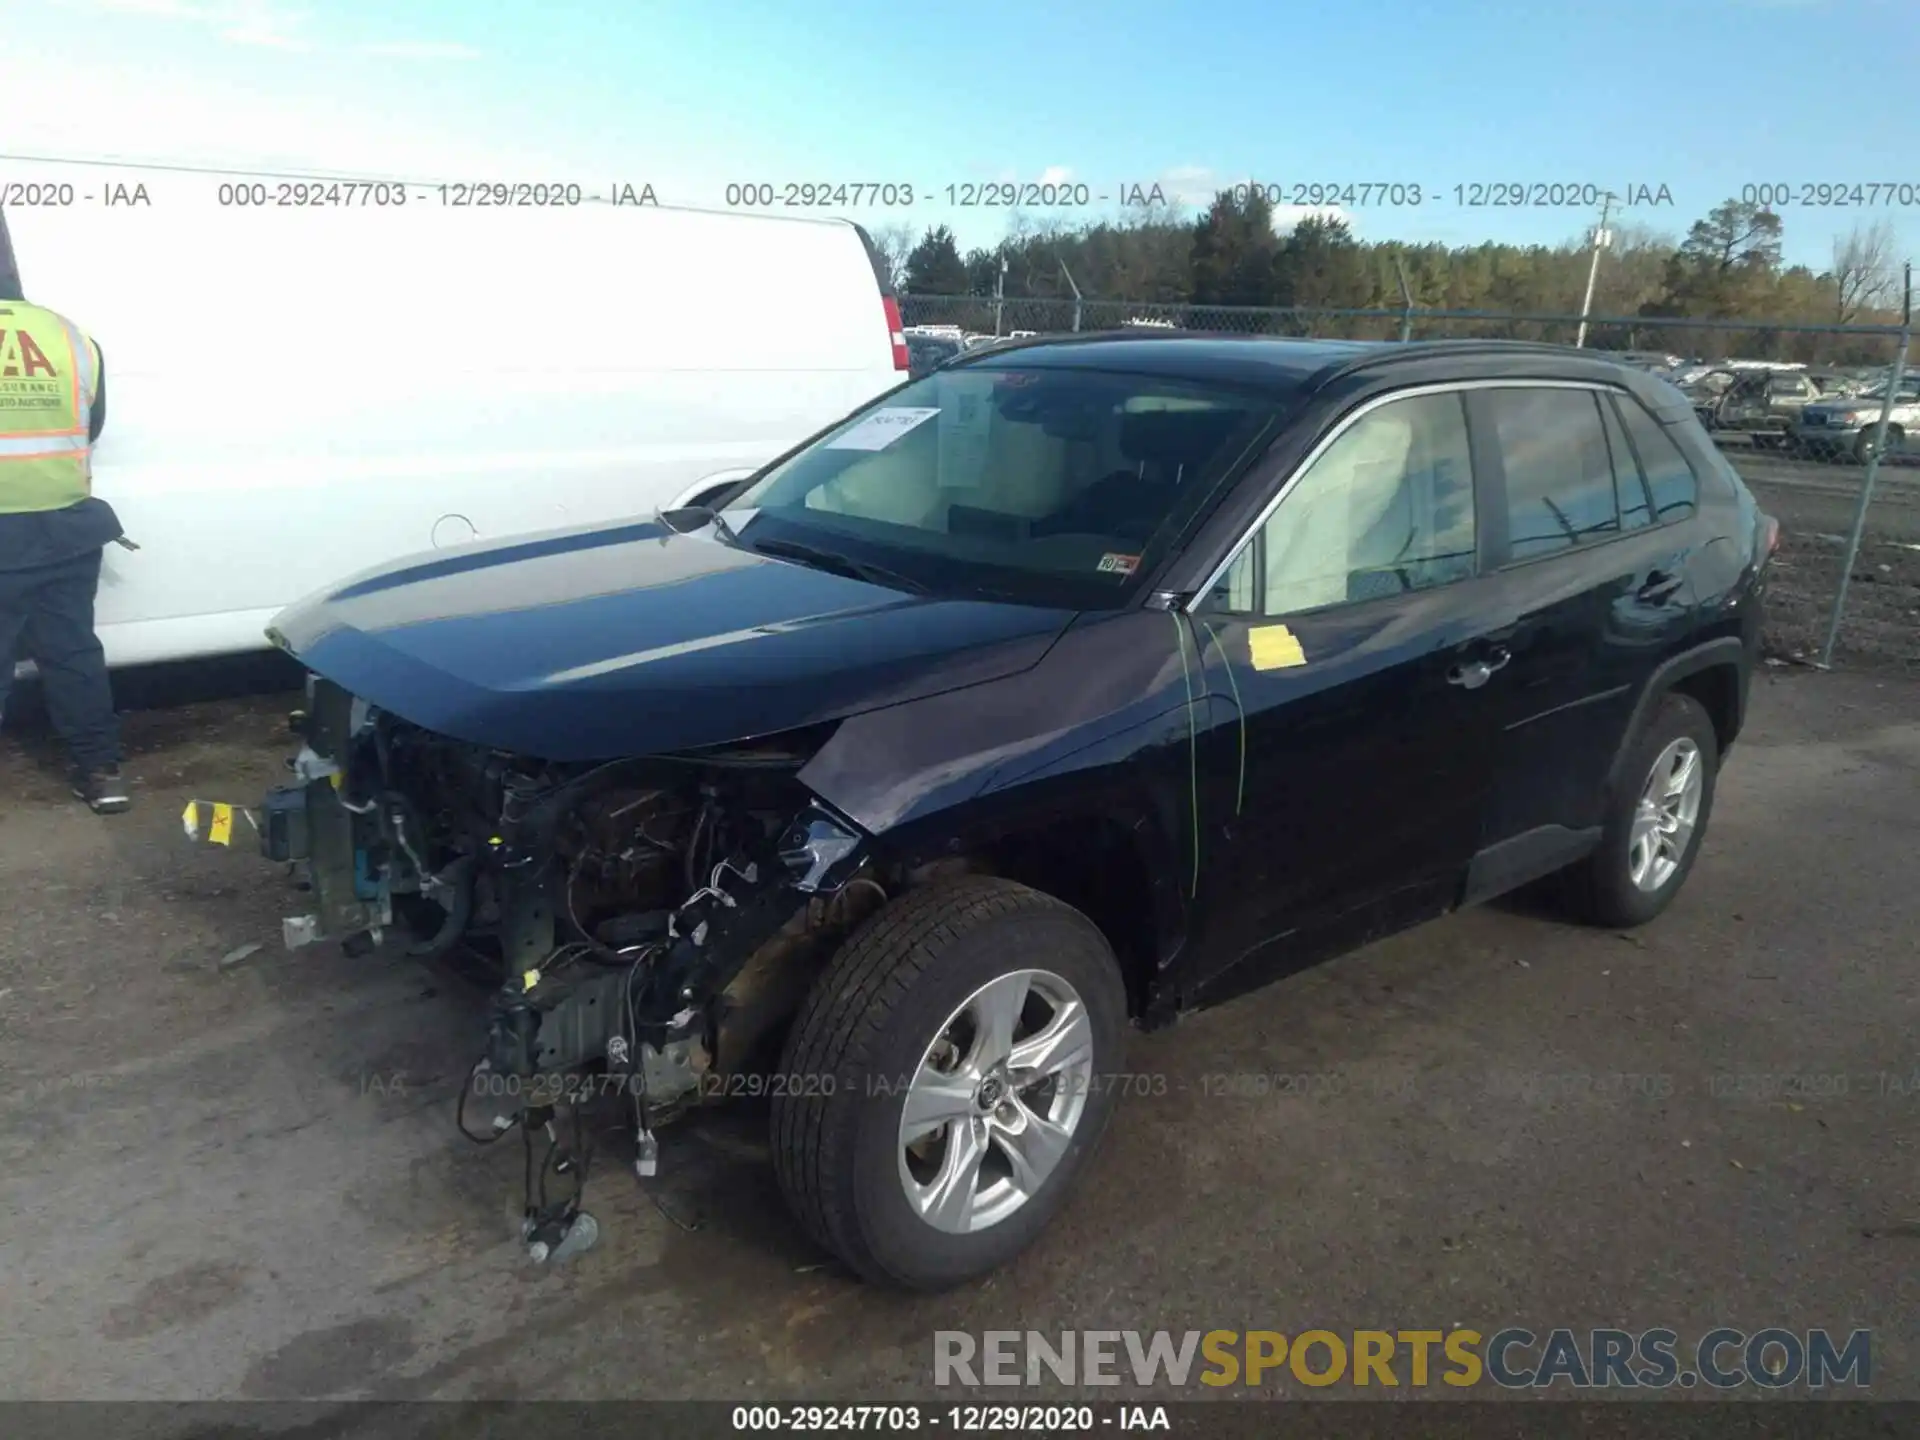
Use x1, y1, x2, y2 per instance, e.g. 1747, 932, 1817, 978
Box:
1140, 166, 1353, 232
63, 0, 473, 57
358, 39, 482, 60
218, 13, 313, 50
0, 55, 545, 181
1037, 165, 1073, 186
1152, 165, 1221, 208
1273, 204, 1353, 234
88, 0, 208, 15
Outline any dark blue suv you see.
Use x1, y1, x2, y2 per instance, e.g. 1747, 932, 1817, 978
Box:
247, 334, 1778, 1288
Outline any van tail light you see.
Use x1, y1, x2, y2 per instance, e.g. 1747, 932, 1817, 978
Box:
1762, 514, 1781, 558
883, 295, 910, 371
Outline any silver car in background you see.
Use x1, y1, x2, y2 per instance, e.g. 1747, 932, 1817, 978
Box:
1788, 379, 1920, 462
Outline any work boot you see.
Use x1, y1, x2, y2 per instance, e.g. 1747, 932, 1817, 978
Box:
72, 766, 132, 815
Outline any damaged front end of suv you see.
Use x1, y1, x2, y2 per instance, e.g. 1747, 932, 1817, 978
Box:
258, 668, 903, 1261
211, 477, 1176, 1282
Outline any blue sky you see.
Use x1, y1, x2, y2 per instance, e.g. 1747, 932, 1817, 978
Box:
4, 0, 1917, 277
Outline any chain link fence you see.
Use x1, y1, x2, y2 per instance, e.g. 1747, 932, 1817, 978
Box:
902, 296, 1919, 674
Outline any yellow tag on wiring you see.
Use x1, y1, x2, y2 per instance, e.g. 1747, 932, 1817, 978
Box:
523, 969, 542, 992
1248, 623, 1307, 671
181, 800, 240, 845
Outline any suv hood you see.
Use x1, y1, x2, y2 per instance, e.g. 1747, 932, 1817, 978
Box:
269, 517, 1077, 761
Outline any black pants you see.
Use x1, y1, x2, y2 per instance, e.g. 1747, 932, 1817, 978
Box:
0, 547, 121, 772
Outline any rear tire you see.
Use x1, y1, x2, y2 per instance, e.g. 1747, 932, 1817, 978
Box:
1562, 692, 1719, 929
771, 876, 1127, 1291
1855, 426, 1901, 464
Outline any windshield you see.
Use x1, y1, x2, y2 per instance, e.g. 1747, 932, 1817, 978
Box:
724, 364, 1284, 608
1855, 384, 1917, 403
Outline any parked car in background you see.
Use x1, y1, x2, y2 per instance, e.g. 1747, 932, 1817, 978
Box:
1805, 370, 1868, 400
1787, 377, 1920, 461
242, 333, 1775, 1290
1613, 350, 1685, 371
906, 331, 966, 379
3, 197, 909, 670
1704, 369, 1830, 446
1679, 368, 1739, 424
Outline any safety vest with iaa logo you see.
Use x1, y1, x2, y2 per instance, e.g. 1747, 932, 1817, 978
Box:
0, 301, 100, 515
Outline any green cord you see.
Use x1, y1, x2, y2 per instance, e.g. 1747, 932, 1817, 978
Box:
1201, 620, 1246, 817
1169, 611, 1200, 899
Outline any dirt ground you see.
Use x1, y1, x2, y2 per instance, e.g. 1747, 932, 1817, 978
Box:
1738, 456, 1920, 674
0, 660, 1915, 1407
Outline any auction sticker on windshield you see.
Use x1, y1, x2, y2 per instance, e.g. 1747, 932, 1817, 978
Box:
825, 406, 941, 451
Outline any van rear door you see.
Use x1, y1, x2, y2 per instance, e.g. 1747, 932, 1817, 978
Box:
851, 222, 911, 377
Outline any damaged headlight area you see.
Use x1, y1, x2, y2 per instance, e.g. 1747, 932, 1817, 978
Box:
259, 677, 884, 1261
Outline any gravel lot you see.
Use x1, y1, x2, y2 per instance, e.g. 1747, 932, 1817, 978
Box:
0, 651, 1915, 1406
1722, 446, 1920, 673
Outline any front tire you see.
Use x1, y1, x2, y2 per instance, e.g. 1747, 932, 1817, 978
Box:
771, 876, 1127, 1290
1563, 693, 1718, 928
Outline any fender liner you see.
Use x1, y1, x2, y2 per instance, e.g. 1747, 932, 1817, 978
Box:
1603, 636, 1749, 796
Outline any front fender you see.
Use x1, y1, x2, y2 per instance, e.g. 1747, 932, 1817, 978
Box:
797, 608, 1205, 1016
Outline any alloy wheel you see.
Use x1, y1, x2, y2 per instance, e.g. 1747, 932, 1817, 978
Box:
897, 969, 1095, 1235
1628, 738, 1703, 893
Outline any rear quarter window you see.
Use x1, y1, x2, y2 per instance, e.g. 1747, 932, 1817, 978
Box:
1616, 396, 1699, 521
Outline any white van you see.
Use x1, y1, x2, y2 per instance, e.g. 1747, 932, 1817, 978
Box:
3, 193, 908, 668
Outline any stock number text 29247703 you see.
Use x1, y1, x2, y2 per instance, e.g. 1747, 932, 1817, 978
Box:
725, 182, 919, 208
1742, 182, 1920, 208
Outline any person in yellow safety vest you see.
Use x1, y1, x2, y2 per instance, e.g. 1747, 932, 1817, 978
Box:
0, 284, 129, 814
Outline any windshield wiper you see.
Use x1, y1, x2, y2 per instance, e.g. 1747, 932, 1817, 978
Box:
654, 503, 742, 547
748, 537, 931, 595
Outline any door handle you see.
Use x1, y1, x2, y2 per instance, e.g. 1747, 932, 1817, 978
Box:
1447, 646, 1510, 690
1638, 570, 1685, 603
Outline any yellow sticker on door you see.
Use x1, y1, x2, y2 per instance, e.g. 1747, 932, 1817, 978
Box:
1247, 623, 1307, 671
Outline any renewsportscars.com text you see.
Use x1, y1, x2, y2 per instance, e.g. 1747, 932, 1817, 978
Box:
933, 1327, 1871, 1390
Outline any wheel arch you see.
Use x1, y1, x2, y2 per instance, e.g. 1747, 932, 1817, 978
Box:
1604, 638, 1748, 798
868, 792, 1191, 1025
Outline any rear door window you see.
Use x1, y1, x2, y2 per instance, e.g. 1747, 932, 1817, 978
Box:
1485, 388, 1620, 561
1615, 396, 1699, 521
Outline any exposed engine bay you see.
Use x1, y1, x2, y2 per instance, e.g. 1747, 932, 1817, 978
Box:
259, 676, 897, 1261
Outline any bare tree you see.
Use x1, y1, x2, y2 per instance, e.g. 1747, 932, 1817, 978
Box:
868, 223, 917, 292
1831, 218, 1899, 325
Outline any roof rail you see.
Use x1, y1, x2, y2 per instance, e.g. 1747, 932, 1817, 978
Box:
1315, 337, 1627, 385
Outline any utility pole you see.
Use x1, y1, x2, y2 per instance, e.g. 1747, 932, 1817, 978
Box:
993, 256, 1008, 337
1821, 261, 1913, 667
1575, 192, 1617, 349
1059, 256, 1082, 332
